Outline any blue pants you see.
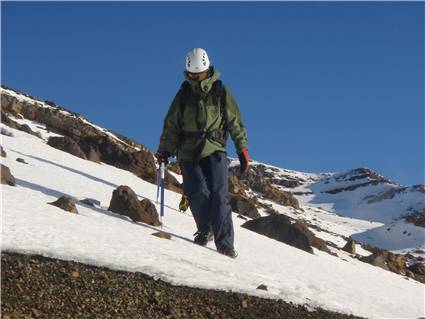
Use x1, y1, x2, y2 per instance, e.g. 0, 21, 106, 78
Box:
180, 151, 234, 250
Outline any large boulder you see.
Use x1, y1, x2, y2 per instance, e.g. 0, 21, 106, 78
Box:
242, 214, 331, 254
1, 165, 16, 186
229, 195, 260, 219
47, 136, 87, 160
48, 196, 78, 214
108, 185, 161, 226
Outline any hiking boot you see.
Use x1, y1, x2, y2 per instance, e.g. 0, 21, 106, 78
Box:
217, 247, 238, 259
193, 230, 213, 246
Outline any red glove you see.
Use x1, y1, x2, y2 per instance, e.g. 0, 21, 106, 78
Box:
238, 148, 250, 174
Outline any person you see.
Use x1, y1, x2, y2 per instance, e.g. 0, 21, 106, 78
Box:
156, 48, 249, 258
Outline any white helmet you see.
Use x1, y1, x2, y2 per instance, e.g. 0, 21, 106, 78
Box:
185, 48, 210, 73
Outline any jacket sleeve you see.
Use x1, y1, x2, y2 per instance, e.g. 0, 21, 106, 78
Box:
223, 85, 248, 153
158, 91, 182, 155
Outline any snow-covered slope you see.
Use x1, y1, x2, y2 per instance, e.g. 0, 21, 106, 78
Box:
239, 159, 425, 256
2, 122, 425, 318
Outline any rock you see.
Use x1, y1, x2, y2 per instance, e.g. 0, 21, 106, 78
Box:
16, 158, 28, 164
108, 186, 161, 226
85, 146, 101, 163
2, 93, 183, 192
230, 165, 300, 209
1, 145, 6, 157
1, 165, 16, 186
237, 214, 248, 220
139, 198, 161, 226
256, 284, 268, 291
361, 254, 389, 271
48, 196, 78, 214
70, 270, 80, 278
359, 246, 425, 283
1, 127, 14, 137
2, 251, 366, 319
408, 263, 425, 276
228, 171, 248, 196
167, 162, 181, 175
342, 238, 357, 254
47, 136, 87, 160
79, 198, 101, 207
229, 195, 260, 219
151, 231, 172, 240
404, 211, 425, 228
1, 113, 41, 138
251, 180, 300, 209
242, 214, 331, 254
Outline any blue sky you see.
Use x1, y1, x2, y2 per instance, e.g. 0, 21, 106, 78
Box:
2, 2, 424, 185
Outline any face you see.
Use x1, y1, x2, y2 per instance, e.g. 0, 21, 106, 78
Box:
187, 70, 209, 82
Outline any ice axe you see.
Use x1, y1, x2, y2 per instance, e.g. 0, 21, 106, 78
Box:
152, 159, 170, 239
159, 160, 165, 228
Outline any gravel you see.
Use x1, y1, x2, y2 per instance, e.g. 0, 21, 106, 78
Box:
2, 252, 363, 319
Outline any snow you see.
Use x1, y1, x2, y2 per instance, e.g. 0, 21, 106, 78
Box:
1, 87, 60, 111
7, 115, 62, 141
352, 220, 425, 252
2, 126, 425, 319
1, 87, 141, 151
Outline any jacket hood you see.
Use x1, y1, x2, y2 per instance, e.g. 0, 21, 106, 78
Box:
183, 67, 221, 97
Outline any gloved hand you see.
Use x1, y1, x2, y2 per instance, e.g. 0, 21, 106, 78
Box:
238, 148, 250, 174
155, 150, 170, 165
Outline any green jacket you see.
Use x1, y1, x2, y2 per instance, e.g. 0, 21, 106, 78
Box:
159, 68, 248, 162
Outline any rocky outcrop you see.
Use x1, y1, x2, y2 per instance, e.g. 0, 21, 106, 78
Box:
1, 146, 7, 157
47, 136, 87, 160
335, 168, 391, 184
403, 210, 425, 228
242, 214, 331, 254
229, 195, 260, 219
1, 88, 181, 193
1, 165, 16, 186
228, 171, 249, 196
1, 113, 42, 139
48, 196, 78, 214
167, 162, 182, 175
108, 186, 161, 226
322, 168, 393, 195
229, 165, 300, 210
360, 245, 425, 284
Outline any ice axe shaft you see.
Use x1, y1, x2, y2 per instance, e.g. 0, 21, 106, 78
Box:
159, 161, 165, 229
156, 166, 161, 204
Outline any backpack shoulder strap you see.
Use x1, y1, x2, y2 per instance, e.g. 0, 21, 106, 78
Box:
179, 81, 191, 115
212, 80, 228, 129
